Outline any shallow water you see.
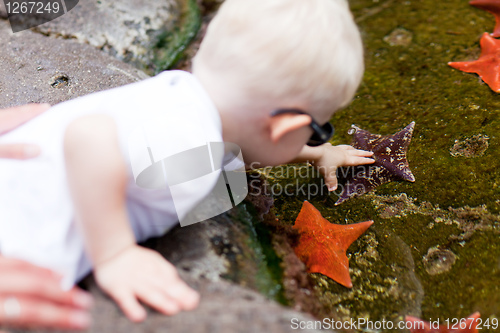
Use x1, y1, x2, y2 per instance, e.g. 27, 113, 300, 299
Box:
263, 0, 499, 331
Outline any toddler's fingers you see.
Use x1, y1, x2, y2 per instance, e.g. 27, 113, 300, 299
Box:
336, 145, 354, 150
346, 156, 375, 166
0, 269, 92, 309
351, 149, 374, 157
0, 144, 40, 160
135, 285, 180, 316
344, 148, 373, 156
0, 104, 50, 134
153, 265, 199, 311
324, 172, 338, 192
0, 296, 91, 330
112, 290, 146, 322
150, 261, 200, 311
163, 282, 200, 311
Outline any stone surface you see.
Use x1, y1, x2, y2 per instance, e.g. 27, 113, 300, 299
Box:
73, 275, 319, 333
77, 275, 323, 333
76, 215, 324, 333
151, 204, 288, 304
13, 276, 322, 333
10, 214, 323, 333
0, 19, 149, 108
30, 0, 179, 70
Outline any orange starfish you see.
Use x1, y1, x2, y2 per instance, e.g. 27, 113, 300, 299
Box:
292, 201, 373, 288
406, 312, 481, 333
470, 0, 500, 37
448, 32, 500, 92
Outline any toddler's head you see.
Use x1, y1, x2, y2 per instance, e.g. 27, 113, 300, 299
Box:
193, 0, 364, 166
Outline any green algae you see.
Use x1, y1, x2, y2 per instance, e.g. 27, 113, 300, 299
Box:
225, 203, 286, 303
257, 0, 500, 331
341, 1, 500, 327
341, 0, 500, 212
153, 0, 201, 73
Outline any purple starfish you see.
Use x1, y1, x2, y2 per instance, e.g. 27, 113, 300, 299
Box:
335, 122, 416, 205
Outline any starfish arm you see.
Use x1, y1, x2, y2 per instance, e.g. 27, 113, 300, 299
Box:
479, 32, 500, 56
449, 33, 500, 93
306, 246, 352, 288
293, 201, 330, 233
405, 316, 433, 333
335, 167, 383, 205
330, 220, 374, 252
351, 126, 382, 151
483, 69, 500, 92
470, 1, 500, 37
377, 155, 415, 181
456, 60, 500, 92
375, 122, 416, 182
448, 57, 500, 92
448, 59, 491, 75
466, 312, 481, 333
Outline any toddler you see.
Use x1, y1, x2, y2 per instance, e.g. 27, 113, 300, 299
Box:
0, 0, 374, 322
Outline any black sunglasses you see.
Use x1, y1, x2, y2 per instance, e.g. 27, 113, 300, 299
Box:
270, 109, 335, 147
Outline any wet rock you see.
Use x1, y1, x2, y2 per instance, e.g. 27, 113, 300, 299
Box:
79, 275, 323, 333
151, 205, 284, 301
30, 0, 180, 70
423, 247, 457, 275
13, 274, 322, 333
272, 233, 328, 316
153, 220, 230, 283
12, 213, 323, 333
0, 20, 149, 108
383, 27, 413, 46
132, 215, 326, 333
450, 134, 490, 158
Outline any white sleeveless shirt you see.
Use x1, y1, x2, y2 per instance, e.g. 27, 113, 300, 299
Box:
0, 71, 224, 288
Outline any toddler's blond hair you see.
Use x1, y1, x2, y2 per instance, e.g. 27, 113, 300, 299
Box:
193, 0, 364, 118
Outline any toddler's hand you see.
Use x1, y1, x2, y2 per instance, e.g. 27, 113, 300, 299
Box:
93, 245, 200, 322
313, 143, 375, 191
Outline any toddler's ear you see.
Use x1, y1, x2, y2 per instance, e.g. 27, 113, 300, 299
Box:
269, 113, 311, 144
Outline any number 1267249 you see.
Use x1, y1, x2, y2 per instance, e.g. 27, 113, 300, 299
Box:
5, 2, 60, 14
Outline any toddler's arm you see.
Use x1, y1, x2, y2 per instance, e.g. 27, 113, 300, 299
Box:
64, 115, 199, 322
292, 143, 375, 191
